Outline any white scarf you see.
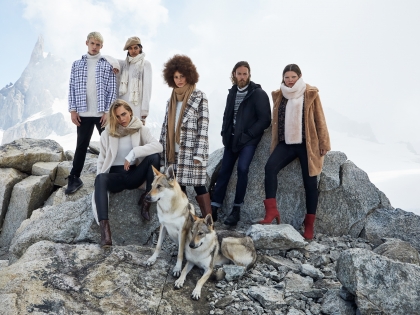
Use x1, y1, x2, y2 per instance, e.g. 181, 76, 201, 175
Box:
280, 77, 306, 144
119, 52, 146, 107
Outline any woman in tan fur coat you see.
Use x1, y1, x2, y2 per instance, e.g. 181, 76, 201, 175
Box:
260, 64, 330, 240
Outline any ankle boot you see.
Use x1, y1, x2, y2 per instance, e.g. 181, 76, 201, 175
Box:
303, 214, 316, 240
224, 206, 240, 226
99, 220, 112, 248
195, 193, 212, 218
259, 198, 280, 224
211, 205, 218, 222
139, 191, 152, 221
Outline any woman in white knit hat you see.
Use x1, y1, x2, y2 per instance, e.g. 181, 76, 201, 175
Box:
117, 36, 152, 125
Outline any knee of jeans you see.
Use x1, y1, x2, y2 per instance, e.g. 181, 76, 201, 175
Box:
95, 173, 107, 187
148, 153, 160, 165
237, 164, 250, 176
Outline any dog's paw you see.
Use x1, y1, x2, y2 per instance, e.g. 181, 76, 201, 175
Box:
174, 278, 184, 289
191, 288, 201, 300
172, 265, 182, 277
146, 256, 157, 266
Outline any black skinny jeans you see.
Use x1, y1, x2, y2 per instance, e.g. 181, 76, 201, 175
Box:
71, 116, 103, 177
95, 153, 160, 221
265, 141, 318, 214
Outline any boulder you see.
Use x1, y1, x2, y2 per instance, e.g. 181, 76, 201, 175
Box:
0, 175, 53, 249
321, 289, 356, 315
373, 238, 420, 265
318, 151, 347, 191
54, 155, 97, 186
337, 248, 420, 315
248, 285, 287, 309
31, 161, 59, 180
0, 241, 212, 314
0, 168, 28, 229
316, 160, 389, 237
88, 141, 101, 155
284, 271, 313, 293
9, 190, 160, 263
0, 138, 64, 172
363, 207, 420, 252
246, 224, 307, 250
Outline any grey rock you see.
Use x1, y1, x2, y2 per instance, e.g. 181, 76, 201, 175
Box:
248, 285, 286, 309
287, 308, 305, 315
317, 161, 382, 237
363, 207, 420, 252
0, 260, 8, 271
339, 286, 355, 301
64, 150, 74, 161
312, 255, 330, 268
224, 265, 246, 282
301, 288, 324, 299
300, 264, 324, 279
0, 175, 53, 249
0, 293, 18, 315
54, 156, 97, 187
215, 296, 235, 308
321, 289, 356, 315
304, 241, 329, 254
0, 168, 28, 229
0, 138, 64, 172
31, 161, 59, 180
0, 241, 211, 314
261, 255, 300, 273
284, 272, 313, 292
337, 248, 420, 315
9, 190, 160, 263
373, 238, 420, 265
88, 141, 101, 155
247, 224, 307, 250
318, 151, 347, 191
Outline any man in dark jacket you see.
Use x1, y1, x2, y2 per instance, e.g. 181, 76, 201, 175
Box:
211, 61, 271, 226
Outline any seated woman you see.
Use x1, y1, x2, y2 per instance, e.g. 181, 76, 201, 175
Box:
261, 64, 331, 240
159, 55, 211, 218
94, 99, 162, 247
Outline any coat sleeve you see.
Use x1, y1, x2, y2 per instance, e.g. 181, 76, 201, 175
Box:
193, 93, 209, 161
313, 94, 331, 151
132, 126, 163, 158
246, 89, 271, 138
221, 93, 230, 136
97, 131, 108, 175
141, 61, 152, 117
159, 101, 170, 166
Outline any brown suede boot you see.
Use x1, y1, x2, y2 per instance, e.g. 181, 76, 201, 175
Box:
100, 220, 112, 248
195, 193, 212, 218
138, 191, 151, 221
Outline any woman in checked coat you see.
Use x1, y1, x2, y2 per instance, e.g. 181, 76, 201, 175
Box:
159, 55, 212, 218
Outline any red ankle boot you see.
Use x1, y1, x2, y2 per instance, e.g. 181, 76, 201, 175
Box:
303, 214, 316, 240
259, 198, 280, 224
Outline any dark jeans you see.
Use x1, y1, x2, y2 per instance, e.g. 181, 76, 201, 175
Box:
71, 116, 103, 177
95, 153, 160, 221
211, 144, 257, 206
180, 185, 207, 196
265, 141, 318, 214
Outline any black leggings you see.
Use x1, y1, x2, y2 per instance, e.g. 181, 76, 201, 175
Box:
179, 185, 207, 196
264, 142, 318, 214
95, 153, 160, 221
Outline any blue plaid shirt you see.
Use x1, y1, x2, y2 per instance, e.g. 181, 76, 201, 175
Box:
68, 54, 116, 113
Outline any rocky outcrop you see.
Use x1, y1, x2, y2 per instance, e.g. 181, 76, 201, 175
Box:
207, 127, 393, 237
337, 248, 420, 315
1, 112, 72, 145
372, 238, 420, 265
0, 138, 65, 173
246, 224, 307, 250
0, 36, 69, 131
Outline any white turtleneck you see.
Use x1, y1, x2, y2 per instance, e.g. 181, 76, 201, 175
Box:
80, 52, 104, 117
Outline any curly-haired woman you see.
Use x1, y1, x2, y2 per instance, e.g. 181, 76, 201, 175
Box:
261, 64, 330, 240
159, 55, 211, 217
93, 100, 162, 247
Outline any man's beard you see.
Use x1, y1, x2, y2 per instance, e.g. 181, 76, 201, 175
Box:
236, 77, 250, 88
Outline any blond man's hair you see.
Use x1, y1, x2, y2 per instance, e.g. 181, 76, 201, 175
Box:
86, 32, 104, 44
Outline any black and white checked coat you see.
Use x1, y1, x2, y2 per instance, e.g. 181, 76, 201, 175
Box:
160, 89, 209, 186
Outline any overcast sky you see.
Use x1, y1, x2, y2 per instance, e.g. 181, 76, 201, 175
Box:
0, 0, 419, 211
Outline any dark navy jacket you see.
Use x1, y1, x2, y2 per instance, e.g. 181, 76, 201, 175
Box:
221, 81, 271, 152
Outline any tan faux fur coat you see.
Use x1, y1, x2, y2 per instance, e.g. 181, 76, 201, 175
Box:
271, 84, 331, 176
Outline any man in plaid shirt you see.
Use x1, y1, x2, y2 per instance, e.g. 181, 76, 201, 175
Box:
66, 31, 117, 194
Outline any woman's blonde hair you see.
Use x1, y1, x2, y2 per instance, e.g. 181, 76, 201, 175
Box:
108, 99, 133, 136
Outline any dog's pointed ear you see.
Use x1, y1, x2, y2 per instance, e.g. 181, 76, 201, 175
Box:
189, 212, 199, 223
152, 165, 161, 177
204, 213, 213, 227
166, 165, 175, 182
